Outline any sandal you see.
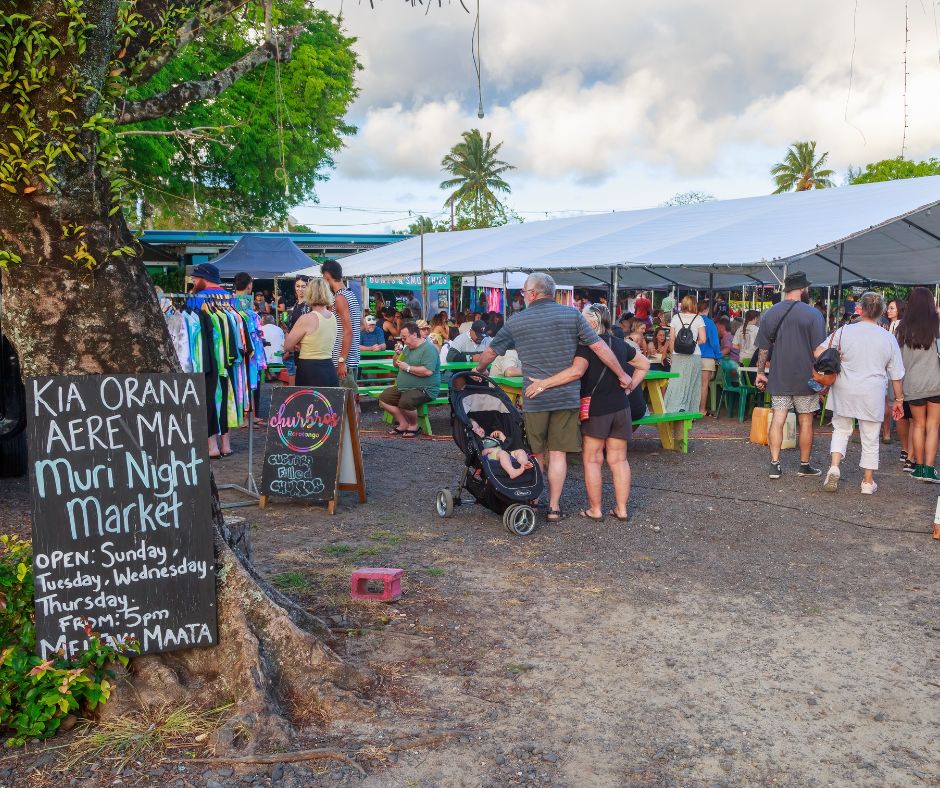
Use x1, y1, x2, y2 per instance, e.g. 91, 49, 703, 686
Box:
546, 509, 566, 522
400, 428, 420, 438
578, 509, 604, 522
387, 427, 407, 436
608, 510, 629, 522
208, 453, 222, 460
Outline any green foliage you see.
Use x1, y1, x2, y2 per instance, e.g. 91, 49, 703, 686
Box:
0, 9, 81, 198
770, 141, 835, 193
0, 535, 137, 746
122, 2, 359, 230
147, 266, 185, 293
440, 128, 516, 227
849, 156, 940, 184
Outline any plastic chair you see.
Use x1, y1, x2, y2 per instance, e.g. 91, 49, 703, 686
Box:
717, 358, 759, 421
708, 358, 725, 413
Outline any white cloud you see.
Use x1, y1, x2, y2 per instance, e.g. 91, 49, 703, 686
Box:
308, 0, 940, 229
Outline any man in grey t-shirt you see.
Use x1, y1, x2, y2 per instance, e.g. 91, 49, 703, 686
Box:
755, 271, 826, 480
474, 272, 630, 522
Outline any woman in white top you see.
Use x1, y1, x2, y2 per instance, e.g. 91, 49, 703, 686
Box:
663, 295, 707, 414
818, 292, 904, 495
732, 309, 760, 364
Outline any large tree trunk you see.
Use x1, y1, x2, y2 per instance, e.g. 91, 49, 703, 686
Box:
0, 0, 372, 752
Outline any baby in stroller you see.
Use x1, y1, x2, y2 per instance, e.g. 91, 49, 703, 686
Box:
469, 419, 533, 479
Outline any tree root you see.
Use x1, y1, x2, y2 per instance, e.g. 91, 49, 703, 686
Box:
183, 748, 367, 777
178, 728, 475, 776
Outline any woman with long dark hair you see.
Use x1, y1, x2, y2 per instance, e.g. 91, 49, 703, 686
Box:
882, 299, 908, 448
895, 287, 940, 486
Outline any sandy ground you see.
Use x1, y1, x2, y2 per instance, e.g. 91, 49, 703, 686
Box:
3, 390, 939, 786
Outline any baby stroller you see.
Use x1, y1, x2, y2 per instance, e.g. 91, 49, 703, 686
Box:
435, 372, 543, 536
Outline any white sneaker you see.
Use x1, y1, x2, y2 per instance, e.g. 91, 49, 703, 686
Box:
861, 481, 877, 495
823, 466, 840, 492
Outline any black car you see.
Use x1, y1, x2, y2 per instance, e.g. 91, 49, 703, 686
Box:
0, 332, 27, 477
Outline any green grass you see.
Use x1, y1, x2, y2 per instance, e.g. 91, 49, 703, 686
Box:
507, 663, 534, 675
271, 570, 310, 591
323, 543, 353, 557
369, 529, 404, 545
425, 566, 445, 577
354, 546, 380, 558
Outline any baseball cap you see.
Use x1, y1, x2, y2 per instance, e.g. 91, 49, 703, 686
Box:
191, 263, 221, 284
471, 319, 488, 334
416, 319, 430, 329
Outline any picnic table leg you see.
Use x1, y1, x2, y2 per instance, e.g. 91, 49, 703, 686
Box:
644, 379, 676, 450
417, 403, 432, 436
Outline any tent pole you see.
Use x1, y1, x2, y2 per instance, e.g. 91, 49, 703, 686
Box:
611, 266, 619, 314
502, 270, 508, 319
826, 285, 831, 330
419, 231, 427, 319
836, 244, 844, 315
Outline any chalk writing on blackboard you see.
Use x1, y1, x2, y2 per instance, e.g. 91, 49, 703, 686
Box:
260, 387, 347, 504
27, 374, 218, 659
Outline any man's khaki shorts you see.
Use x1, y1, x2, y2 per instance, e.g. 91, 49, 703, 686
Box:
379, 385, 431, 412
523, 409, 582, 454
701, 357, 716, 373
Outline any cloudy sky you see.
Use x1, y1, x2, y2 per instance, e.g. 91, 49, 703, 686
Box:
293, 0, 940, 233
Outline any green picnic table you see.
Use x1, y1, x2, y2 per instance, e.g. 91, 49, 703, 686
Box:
491, 370, 700, 453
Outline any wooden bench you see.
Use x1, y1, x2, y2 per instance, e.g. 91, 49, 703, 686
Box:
632, 411, 703, 453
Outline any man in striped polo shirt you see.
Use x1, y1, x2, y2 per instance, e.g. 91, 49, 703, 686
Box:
322, 259, 361, 405
474, 272, 631, 521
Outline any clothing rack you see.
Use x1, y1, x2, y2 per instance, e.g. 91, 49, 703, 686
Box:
162, 290, 261, 509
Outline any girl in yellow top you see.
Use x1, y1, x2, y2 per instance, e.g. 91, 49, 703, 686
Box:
284, 279, 339, 387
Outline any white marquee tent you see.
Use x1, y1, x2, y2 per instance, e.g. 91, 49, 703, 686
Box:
286, 176, 940, 290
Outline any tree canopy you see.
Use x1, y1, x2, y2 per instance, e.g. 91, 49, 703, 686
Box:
121, 2, 359, 230
662, 191, 715, 206
848, 156, 940, 185
770, 141, 835, 193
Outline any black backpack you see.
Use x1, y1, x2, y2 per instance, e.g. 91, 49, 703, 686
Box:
674, 316, 697, 355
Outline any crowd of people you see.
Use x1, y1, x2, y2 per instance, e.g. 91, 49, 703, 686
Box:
198, 264, 940, 537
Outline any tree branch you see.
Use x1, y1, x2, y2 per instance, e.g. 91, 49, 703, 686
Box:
130, 0, 250, 86
116, 25, 303, 126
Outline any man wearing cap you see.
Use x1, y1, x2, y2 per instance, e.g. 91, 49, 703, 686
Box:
360, 313, 386, 352
446, 319, 491, 362
754, 271, 826, 480
191, 262, 227, 295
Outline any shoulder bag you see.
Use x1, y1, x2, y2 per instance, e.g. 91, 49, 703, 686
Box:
812, 327, 843, 386
579, 339, 610, 422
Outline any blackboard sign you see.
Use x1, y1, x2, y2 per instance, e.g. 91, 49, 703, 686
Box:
26, 374, 217, 659
260, 387, 348, 506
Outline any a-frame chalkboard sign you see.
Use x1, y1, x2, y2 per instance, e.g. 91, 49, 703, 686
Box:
259, 386, 366, 513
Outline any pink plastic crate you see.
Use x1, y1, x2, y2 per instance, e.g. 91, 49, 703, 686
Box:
350, 568, 404, 602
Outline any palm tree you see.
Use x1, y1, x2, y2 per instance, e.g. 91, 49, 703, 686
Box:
440, 129, 515, 226
770, 141, 836, 193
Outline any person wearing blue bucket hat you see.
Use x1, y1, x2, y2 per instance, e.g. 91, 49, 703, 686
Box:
191, 262, 224, 292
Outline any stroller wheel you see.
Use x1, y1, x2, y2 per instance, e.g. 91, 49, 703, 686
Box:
503, 504, 537, 536
435, 488, 454, 518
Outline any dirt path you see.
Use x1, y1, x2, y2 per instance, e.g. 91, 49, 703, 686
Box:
4, 399, 939, 786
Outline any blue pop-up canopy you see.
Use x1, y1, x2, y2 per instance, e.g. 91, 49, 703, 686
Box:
209, 233, 315, 277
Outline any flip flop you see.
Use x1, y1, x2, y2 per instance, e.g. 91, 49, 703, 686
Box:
578, 509, 604, 522
608, 510, 629, 522
220, 451, 233, 457
400, 428, 421, 438
546, 509, 566, 522
208, 453, 222, 459
387, 427, 407, 436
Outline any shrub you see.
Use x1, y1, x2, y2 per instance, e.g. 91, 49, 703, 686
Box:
0, 536, 137, 746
